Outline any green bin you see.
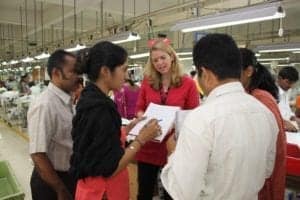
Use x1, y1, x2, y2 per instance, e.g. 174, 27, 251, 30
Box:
0, 160, 24, 200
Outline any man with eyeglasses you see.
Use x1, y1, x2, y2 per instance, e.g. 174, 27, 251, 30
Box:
28, 49, 79, 200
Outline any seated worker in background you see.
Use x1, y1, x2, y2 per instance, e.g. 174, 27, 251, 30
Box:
277, 66, 299, 132
19, 73, 32, 96
161, 33, 278, 200
295, 95, 300, 118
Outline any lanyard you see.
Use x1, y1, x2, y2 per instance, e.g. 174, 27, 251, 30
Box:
160, 88, 168, 105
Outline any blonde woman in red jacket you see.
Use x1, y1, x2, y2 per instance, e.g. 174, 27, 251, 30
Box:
135, 40, 200, 200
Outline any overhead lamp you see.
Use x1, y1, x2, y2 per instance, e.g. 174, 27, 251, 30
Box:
35, 52, 50, 60
277, 64, 292, 67
10, 60, 20, 65
1, 61, 8, 66
129, 52, 149, 59
34, 65, 41, 69
171, 1, 285, 33
257, 57, 289, 62
104, 32, 141, 44
179, 57, 193, 61
291, 63, 300, 65
22, 57, 34, 63
255, 53, 261, 57
293, 51, 300, 54
260, 62, 294, 67
256, 43, 300, 53
177, 52, 192, 56
65, 44, 87, 52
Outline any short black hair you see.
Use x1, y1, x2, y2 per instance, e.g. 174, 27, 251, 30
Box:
80, 41, 128, 82
278, 66, 299, 83
47, 49, 76, 79
190, 70, 197, 78
193, 33, 241, 80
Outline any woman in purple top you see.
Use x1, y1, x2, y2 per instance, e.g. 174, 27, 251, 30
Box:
114, 78, 140, 119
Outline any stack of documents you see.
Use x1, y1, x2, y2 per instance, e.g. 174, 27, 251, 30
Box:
129, 103, 180, 142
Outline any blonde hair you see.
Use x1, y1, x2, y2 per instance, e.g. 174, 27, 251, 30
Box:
144, 40, 183, 90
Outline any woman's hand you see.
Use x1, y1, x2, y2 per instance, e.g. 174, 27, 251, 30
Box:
124, 116, 146, 134
137, 119, 162, 144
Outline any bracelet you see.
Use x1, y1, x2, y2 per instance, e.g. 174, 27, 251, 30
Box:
135, 137, 145, 146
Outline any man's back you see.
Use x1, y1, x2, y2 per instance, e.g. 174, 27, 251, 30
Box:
161, 82, 278, 200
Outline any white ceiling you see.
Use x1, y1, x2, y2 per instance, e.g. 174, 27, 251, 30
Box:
0, 0, 300, 65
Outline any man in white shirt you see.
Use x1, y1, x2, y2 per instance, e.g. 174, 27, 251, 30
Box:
277, 66, 299, 132
161, 33, 278, 200
28, 50, 80, 200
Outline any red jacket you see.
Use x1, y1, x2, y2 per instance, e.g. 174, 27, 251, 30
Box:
252, 89, 286, 200
135, 76, 200, 166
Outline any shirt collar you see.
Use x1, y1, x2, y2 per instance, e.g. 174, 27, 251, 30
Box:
205, 81, 244, 103
48, 82, 72, 105
277, 85, 286, 96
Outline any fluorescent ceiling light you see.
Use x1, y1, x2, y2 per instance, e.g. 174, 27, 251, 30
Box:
66, 44, 87, 52
277, 64, 292, 67
256, 43, 300, 53
177, 52, 192, 56
260, 62, 271, 65
1, 61, 8, 65
22, 57, 34, 63
104, 32, 141, 44
291, 63, 300, 65
129, 52, 149, 59
10, 60, 20, 65
35, 52, 50, 60
255, 53, 261, 57
179, 57, 193, 61
260, 62, 294, 67
257, 57, 289, 62
171, 1, 285, 33
34, 65, 41, 69
293, 51, 300, 54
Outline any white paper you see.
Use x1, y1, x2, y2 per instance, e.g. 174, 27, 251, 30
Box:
129, 103, 180, 142
286, 132, 300, 146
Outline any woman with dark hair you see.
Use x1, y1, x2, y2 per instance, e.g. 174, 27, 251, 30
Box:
240, 48, 286, 200
70, 41, 160, 200
19, 73, 31, 96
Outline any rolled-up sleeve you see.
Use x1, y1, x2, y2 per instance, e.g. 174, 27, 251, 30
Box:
161, 118, 213, 200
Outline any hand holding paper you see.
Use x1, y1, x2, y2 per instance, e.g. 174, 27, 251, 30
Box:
129, 103, 181, 142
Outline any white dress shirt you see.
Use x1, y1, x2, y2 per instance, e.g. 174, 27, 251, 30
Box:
161, 82, 278, 200
278, 86, 294, 120
28, 82, 74, 171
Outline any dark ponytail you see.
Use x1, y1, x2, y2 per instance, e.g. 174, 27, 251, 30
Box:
76, 41, 128, 82
240, 48, 279, 101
